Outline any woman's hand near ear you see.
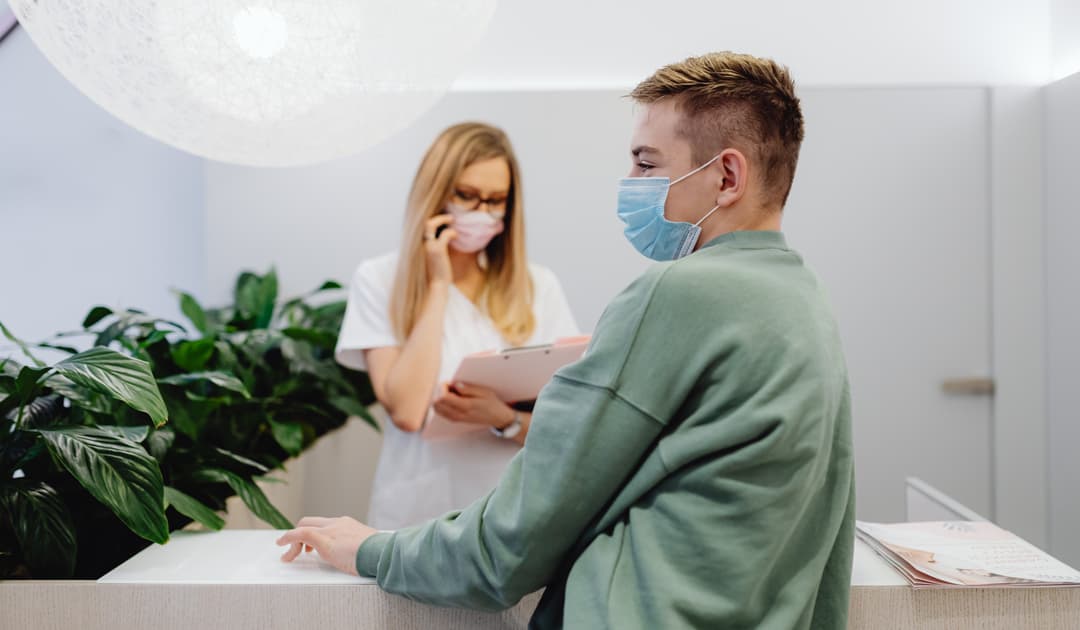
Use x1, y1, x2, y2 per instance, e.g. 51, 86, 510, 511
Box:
423, 214, 456, 287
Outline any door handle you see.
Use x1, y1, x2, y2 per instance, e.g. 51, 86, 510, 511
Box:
941, 378, 995, 396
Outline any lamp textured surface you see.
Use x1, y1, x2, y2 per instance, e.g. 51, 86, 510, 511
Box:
9, 0, 496, 166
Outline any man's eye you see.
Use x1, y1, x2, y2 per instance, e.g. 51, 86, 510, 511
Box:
638, 163, 654, 172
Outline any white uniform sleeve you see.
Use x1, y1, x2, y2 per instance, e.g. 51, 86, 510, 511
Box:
335, 259, 399, 371
531, 265, 581, 340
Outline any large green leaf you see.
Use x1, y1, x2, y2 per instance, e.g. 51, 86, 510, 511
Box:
234, 270, 278, 329
178, 292, 210, 335
138, 329, 170, 350
256, 270, 279, 328
0, 481, 77, 577
145, 428, 175, 464
308, 301, 347, 329
279, 280, 343, 316
36, 343, 79, 355
280, 339, 351, 390
213, 341, 256, 393
52, 347, 168, 427
164, 486, 224, 531
170, 338, 215, 373
268, 417, 304, 456
0, 358, 18, 377
234, 272, 260, 314
81, 306, 114, 329
213, 448, 269, 473
93, 311, 184, 347
163, 396, 203, 440
13, 366, 50, 404
158, 371, 251, 399
35, 426, 169, 544
98, 425, 150, 443
197, 468, 291, 529
44, 374, 114, 414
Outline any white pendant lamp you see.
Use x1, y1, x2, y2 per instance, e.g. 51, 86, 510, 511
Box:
9, 1, 496, 166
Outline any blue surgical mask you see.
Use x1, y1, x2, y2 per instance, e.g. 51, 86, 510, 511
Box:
616, 155, 722, 261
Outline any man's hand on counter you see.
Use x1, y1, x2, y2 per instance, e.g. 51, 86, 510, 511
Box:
276, 516, 377, 576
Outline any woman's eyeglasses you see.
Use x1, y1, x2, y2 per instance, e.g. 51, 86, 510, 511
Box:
453, 189, 508, 211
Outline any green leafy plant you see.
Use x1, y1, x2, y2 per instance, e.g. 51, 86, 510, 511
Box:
0, 334, 170, 578
0, 270, 377, 578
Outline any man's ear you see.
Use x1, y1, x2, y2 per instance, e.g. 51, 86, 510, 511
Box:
715, 148, 749, 208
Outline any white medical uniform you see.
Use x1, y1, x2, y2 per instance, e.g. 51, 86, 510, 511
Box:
335, 252, 580, 530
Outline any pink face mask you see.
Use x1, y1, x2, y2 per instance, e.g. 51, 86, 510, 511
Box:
446, 203, 505, 253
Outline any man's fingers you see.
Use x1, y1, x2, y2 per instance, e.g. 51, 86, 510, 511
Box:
276, 526, 329, 552
297, 516, 334, 528
280, 542, 303, 563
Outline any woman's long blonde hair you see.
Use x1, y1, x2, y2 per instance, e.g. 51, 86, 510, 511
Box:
389, 122, 535, 346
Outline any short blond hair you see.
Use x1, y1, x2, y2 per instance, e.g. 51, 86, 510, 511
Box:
630, 52, 804, 208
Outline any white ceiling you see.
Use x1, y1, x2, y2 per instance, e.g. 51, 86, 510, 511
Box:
450, 0, 1055, 89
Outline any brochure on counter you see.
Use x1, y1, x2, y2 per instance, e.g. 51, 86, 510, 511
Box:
856, 520, 1080, 589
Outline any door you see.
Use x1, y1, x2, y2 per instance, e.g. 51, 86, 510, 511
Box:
785, 88, 993, 521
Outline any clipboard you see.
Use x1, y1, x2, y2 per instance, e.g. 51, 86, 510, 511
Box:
420, 336, 590, 440
450, 335, 590, 403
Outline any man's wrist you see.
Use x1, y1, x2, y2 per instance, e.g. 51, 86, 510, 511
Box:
355, 531, 392, 578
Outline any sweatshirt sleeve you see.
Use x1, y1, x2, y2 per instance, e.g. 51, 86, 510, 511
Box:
355, 266, 680, 609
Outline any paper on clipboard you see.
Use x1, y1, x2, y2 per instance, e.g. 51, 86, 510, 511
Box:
453, 335, 590, 403
421, 336, 590, 440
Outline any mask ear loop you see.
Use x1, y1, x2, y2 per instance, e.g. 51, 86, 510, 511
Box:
678, 154, 724, 228
694, 204, 722, 227
670, 153, 722, 186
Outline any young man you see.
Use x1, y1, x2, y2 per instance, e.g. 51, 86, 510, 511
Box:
278, 51, 855, 629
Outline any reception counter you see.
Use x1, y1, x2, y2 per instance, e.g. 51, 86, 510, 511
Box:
2, 530, 1079, 629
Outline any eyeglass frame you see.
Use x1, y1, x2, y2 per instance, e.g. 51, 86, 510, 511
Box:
450, 188, 509, 212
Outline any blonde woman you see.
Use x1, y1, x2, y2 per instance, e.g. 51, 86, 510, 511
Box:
335, 122, 579, 530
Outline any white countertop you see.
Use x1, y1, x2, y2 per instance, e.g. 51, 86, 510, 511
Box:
99, 530, 375, 585
99, 529, 907, 587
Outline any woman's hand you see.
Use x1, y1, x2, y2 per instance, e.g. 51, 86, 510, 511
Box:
433, 382, 516, 429
276, 516, 378, 576
423, 214, 457, 287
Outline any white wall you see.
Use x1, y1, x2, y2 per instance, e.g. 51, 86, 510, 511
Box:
453, 0, 1051, 88
1052, 0, 1080, 80
0, 28, 205, 350
1045, 70, 1080, 567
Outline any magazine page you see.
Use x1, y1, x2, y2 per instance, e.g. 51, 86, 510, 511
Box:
856, 521, 1080, 588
